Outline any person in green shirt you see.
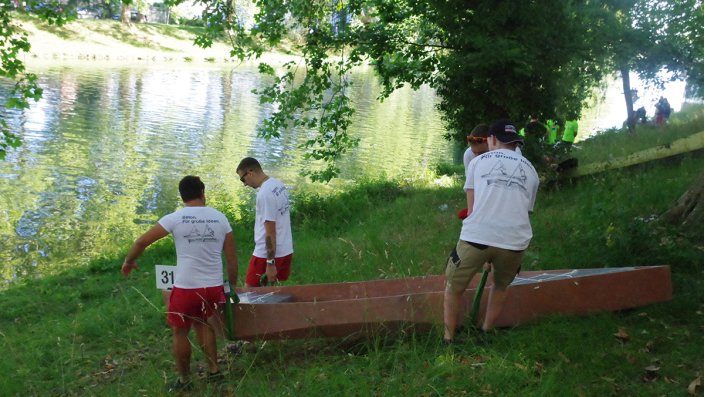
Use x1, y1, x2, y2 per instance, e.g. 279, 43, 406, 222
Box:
561, 119, 578, 148
545, 119, 558, 145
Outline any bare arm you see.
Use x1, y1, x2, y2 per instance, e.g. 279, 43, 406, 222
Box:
264, 220, 278, 281
122, 223, 169, 277
466, 189, 475, 218
264, 220, 277, 259
222, 231, 238, 285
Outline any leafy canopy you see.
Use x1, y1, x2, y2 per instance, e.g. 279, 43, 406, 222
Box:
184, 0, 619, 181
0, 1, 73, 160
1, 0, 702, 179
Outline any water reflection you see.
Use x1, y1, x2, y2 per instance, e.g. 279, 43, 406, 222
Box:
0, 63, 450, 282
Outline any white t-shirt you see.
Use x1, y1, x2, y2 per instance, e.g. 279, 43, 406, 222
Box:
464, 146, 521, 170
463, 147, 476, 170
253, 177, 293, 258
461, 148, 539, 250
158, 206, 232, 289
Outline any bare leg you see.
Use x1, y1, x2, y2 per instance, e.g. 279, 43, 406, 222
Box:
482, 285, 508, 331
194, 319, 219, 374
208, 307, 225, 339
443, 289, 464, 341
162, 290, 171, 310
172, 327, 192, 382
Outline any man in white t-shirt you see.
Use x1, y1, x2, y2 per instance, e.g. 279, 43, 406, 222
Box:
444, 120, 539, 343
459, 123, 490, 219
121, 176, 238, 392
462, 123, 490, 170
236, 157, 294, 287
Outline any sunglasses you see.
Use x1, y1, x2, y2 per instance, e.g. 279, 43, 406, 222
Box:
466, 136, 488, 144
239, 170, 249, 183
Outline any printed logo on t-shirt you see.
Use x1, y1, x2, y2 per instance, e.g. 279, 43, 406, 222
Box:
481, 160, 529, 192
272, 185, 290, 216
181, 215, 221, 243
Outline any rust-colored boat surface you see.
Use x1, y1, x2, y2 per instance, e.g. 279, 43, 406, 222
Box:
232, 265, 671, 341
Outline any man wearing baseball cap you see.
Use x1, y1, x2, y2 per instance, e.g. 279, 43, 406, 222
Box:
443, 119, 540, 343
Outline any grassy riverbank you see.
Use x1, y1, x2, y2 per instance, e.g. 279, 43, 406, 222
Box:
1, 114, 702, 395
14, 13, 297, 66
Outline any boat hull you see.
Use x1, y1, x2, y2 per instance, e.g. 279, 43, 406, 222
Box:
232, 266, 671, 340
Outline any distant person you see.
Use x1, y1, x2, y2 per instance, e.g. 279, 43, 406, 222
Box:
545, 119, 559, 145
525, 116, 548, 139
459, 124, 490, 219
121, 176, 238, 392
443, 120, 539, 343
520, 116, 550, 169
518, 116, 546, 138
236, 157, 293, 287
635, 106, 647, 124
559, 119, 578, 150
655, 97, 672, 126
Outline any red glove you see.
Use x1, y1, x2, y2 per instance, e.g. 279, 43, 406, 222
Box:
457, 208, 468, 220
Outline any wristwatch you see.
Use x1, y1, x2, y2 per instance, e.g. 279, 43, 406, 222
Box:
266, 259, 275, 266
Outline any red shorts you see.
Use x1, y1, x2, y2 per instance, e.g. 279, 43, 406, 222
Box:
245, 254, 293, 286
167, 286, 225, 329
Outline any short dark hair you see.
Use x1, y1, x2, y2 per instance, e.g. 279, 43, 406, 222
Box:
236, 157, 262, 174
470, 123, 490, 138
178, 175, 205, 202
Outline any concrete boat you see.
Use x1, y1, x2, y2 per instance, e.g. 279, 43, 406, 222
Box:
231, 266, 671, 340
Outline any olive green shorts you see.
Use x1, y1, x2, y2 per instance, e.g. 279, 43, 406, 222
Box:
445, 240, 524, 294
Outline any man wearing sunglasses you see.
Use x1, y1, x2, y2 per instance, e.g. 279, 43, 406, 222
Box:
459, 124, 491, 219
236, 157, 294, 287
462, 124, 490, 170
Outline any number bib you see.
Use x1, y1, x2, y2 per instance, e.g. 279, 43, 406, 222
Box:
155, 264, 175, 290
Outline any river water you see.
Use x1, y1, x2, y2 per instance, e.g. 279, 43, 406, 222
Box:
0, 63, 452, 282
0, 62, 686, 283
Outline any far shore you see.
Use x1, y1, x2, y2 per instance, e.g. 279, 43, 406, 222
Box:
22, 50, 301, 70
17, 16, 302, 68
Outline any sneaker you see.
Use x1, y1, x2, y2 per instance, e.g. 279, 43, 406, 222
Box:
206, 371, 226, 383
167, 378, 192, 393
226, 341, 243, 355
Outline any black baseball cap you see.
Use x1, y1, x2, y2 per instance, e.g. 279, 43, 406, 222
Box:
488, 119, 524, 146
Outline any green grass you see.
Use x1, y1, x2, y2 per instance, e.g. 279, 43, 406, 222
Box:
572, 102, 704, 165
12, 12, 215, 52
4, 14, 700, 396
0, 147, 702, 395
13, 12, 297, 59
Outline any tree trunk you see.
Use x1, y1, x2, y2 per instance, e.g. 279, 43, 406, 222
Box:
227, 0, 235, 25
659, 175, 704, 233
121, 3, 131, 24
620, 65, 636, 134
566, 132, 704, 178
